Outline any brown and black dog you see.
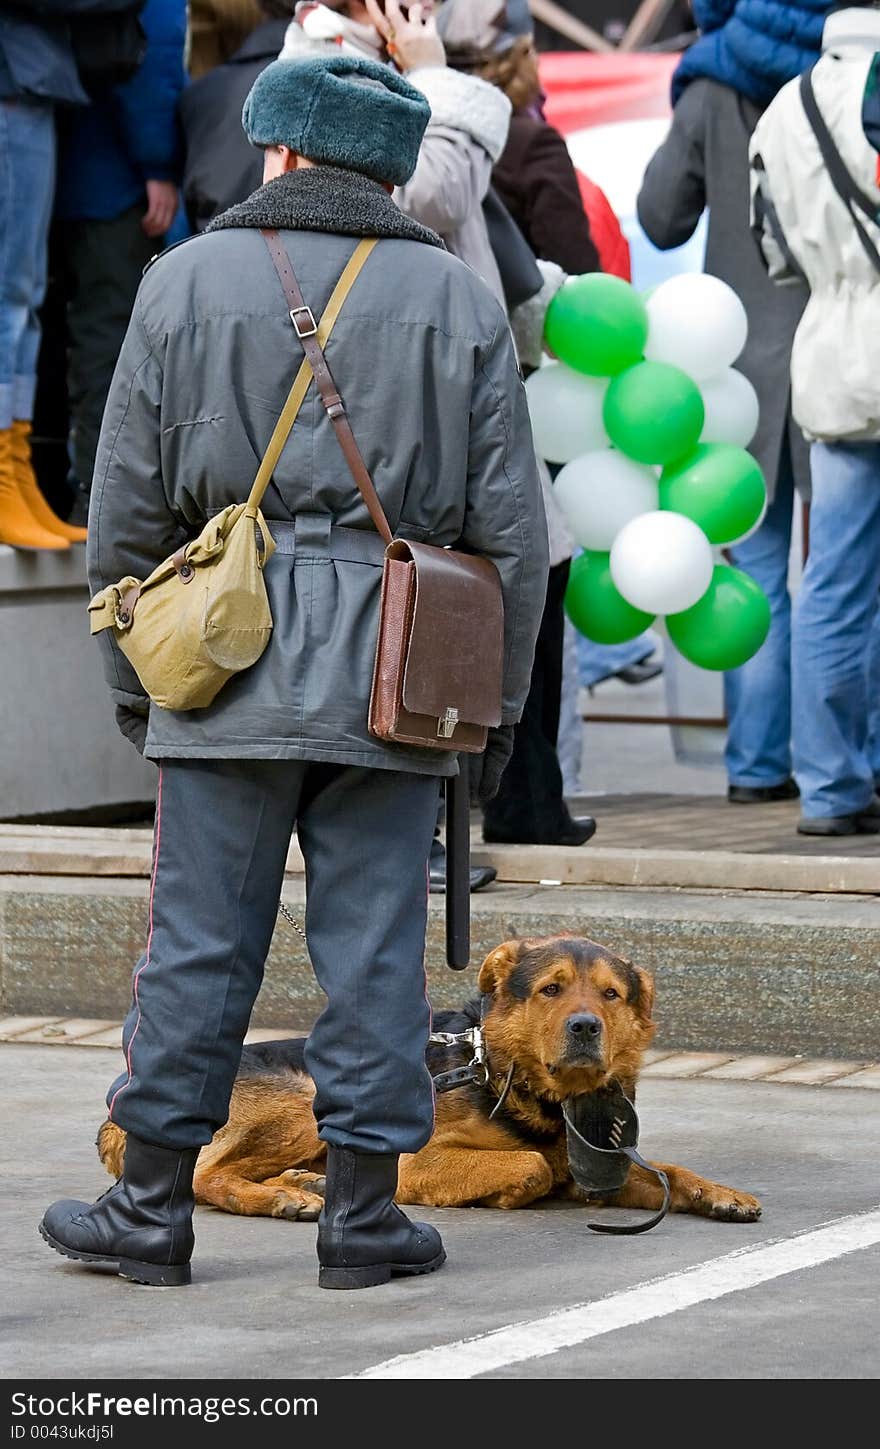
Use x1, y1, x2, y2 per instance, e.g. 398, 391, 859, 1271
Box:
98, 935, 761, 1224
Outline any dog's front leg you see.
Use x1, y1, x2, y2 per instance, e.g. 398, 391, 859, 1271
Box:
398, 1144, 556, 1209
605, 1160, 761, 1222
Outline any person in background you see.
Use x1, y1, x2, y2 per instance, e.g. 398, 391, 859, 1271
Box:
280, 1, 511, 303
55, 0, 186, 527
282, 0, 516, 887
443, 0, 596, 845
0, 0, 138, 551
637, 0, 828, 808
187, 0, 263, 75
751, 3, 880, 835
180, 0, 296, 232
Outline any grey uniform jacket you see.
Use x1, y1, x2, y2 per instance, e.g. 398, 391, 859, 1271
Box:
637, 78, 811, 502
87, 167, 548, 776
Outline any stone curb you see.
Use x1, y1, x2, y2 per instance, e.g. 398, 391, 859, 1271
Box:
2, 1017, 877, 1089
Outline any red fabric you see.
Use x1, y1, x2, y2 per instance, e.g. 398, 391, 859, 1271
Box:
575, 171, 631, 280
533, 53, 679, 282
538, 52, 679, 133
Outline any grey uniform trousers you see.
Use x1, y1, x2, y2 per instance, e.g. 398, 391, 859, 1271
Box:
107, 758, 440, 1155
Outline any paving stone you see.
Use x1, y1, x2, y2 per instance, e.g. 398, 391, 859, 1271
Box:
701, 1055, 795, 1080
823, 1065, 880, 1089
11, 1018, 115, 1043
640, 1052, 736, 1077
764, 1059, 867, 1085
66, 1024, 124, 1047
243, 1027, 304, 1045
641, 1050, 677, 1065
0, 1016, 64, 1041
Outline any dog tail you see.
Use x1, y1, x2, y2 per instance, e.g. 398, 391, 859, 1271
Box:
96, 1119, 126, 1178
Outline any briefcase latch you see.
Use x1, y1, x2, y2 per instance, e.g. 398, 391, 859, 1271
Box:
437, 707, 459, 740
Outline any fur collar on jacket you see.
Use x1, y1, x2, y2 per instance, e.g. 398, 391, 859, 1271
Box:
206, 166, 444, 248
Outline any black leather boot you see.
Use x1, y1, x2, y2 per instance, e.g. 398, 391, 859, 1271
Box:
40, 1134, 198, 1287
317, 1147, 446, 1290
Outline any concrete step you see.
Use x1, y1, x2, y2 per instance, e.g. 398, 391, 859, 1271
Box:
2, 822, 878, 895
2, 872, 878, 1060
5, 1017, 878, 1088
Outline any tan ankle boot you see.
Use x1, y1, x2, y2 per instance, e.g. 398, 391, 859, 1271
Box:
10, 421, 87, 544
0, 427, 70, 551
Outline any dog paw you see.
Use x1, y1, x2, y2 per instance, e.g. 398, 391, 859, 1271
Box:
270, 1189, 325, 1222
273, 1170, 326, 1197
690, 1182, 762, 1222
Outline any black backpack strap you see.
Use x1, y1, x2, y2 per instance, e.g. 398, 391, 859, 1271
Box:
799, 68, 880, 275
751, 151, 808, 283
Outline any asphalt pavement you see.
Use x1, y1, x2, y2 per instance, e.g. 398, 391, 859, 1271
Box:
2, 1043, 878, 1381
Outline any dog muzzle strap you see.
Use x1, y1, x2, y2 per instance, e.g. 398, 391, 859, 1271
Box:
563, 1082, 671, 1235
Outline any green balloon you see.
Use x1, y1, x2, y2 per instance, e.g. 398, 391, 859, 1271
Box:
565, 550, 655, 645
660, 444, 767, 546
603, 361, 705, 466
667, 565, 771, 671
544, 274, 648, 378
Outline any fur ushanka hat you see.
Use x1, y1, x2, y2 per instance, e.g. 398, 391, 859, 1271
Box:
242, 55, 431, 188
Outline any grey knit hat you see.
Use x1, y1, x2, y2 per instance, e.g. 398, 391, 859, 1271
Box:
242, 55, 431, 187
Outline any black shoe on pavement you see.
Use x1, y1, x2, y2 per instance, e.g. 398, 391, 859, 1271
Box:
40, 1134, 197, 1286
797, 798, 880, 837
317, 1147, 446, 1290
728, 778, 800, 804
616, 660, 664, 686
483, 815, 597, 847
428, 838, 496, 894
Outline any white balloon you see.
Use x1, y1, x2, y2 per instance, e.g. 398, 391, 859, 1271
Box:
553, 450, 659, 551
610, 511, 714, 615
700, 368, 760, 448
644, 274, 748, 382
525, 363, 609, 464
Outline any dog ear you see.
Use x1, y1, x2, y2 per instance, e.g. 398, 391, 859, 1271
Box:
478, 941, 521, 995
635, 966, 655, 1023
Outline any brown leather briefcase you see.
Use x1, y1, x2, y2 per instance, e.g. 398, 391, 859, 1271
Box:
263, 231, 504, 755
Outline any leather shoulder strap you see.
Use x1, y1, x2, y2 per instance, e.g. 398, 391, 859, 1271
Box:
260, 229, 393, 546
247, 236, 380, 513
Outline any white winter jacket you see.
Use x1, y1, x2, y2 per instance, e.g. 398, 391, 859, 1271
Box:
750, 8, 880, 442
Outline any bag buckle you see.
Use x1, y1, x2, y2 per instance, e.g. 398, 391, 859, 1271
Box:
290, 306, 318, 339
437, 707, 459, 740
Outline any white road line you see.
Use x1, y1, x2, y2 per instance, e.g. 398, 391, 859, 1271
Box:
352, 1206, 880, 1379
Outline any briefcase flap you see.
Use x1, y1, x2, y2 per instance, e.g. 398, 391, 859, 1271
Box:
390, 539, 504, 730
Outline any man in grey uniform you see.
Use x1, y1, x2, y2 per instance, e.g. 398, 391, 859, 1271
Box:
40, 55, 547, 1290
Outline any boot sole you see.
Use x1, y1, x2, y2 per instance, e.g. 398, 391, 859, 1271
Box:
39, 1222, 191, 1287
319, 1248, 446, 1290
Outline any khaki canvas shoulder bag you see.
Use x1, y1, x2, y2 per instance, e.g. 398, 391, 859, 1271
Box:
87, 238, 378, 712
261, 231, 504, 754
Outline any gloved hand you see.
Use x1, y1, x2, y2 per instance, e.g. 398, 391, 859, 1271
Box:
470, 724, 515, 806
114, 702, 149, 755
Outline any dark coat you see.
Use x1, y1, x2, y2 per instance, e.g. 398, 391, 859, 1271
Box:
87, 167, 548, 773
492, 112, 599, 276
0, 0, 139, 105
637, 77, 810, 501
55, 0, 185, 222
179, 18, 288, 234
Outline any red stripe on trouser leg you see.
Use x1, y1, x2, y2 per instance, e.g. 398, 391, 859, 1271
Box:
108, 766, 164, 1121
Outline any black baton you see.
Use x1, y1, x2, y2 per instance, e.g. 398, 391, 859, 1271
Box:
445, 758, 471, 970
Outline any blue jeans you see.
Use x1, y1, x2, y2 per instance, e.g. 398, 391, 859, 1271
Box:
724, 444, 796, 789
576, 631, 659, 688
0, 98, 55, 429
793, 442, 880, 818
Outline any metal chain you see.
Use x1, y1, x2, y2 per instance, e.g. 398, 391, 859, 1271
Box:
278, 900, 309, 946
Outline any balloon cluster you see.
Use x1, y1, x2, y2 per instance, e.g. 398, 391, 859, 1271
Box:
527, 273, 771, 671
